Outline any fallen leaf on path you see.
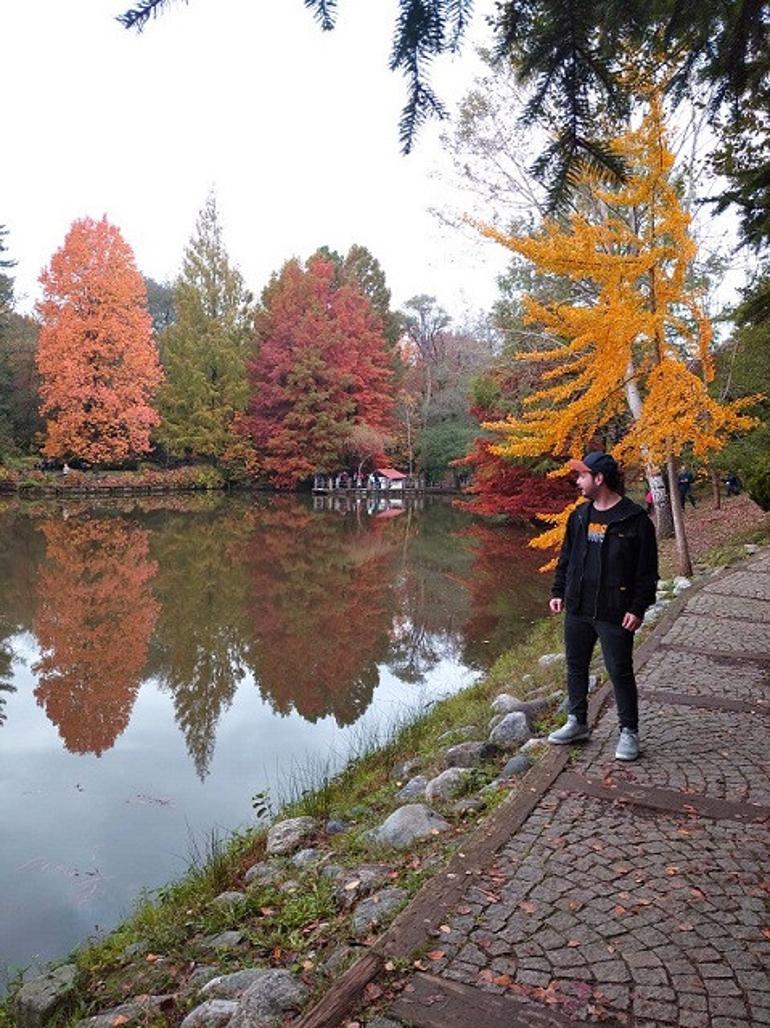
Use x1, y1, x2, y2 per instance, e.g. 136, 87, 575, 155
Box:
439, 924, 451, 934
427, 950, 445, 961
363, 983, 383, 1002
520, 900, 537, 914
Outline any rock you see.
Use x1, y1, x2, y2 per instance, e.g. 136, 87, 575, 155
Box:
77, 995, 173, 1027
491, 695, 556, 725
488, 711, 529, 749
280, 879, 301, 893
499, 753, 532, 779
673, 575, 691, 594
201, 968, 270, 1000
243, 861, 281, 886
325, 818, 349, 835
369, 804, 450, 850
265, 816, 318, 856
644, 603, 666, 624
452, 796, 486, 815
14, 964, 78, 1028
588, 673, 599, 692
538, 652, 564, 667
490, 693, 524, 715
321, 944, 355, 975
520, 737, 547, 754
558, 697, 569, 714
211, 890, 247, 908
744, 543, 759, 554
321, 863, 345, 880
395, 775, 428, 800
188, 966, 221, 990
291, 847, 321, 867
437, 724, 478, 743
443, 741, 486, 768
390, 758, 420, 781
203, 930, 245, 952
120, 940, 149, 961
488, 713, 504, 731
367, 1019, 404, 1028
351, 887, 408, 937
425, 767, 473, 802
180, 999, 238, 1027
227, 970, 307, 1027
332, 865, 392, 909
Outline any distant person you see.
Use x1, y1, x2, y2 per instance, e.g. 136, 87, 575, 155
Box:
547, 452, 658, 762
677, 465, 696, 508
644, 488, 654, 514
725, 470, 743, 497
61, 462, 71, 476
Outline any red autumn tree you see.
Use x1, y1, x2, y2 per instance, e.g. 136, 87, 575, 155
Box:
457, 438, 575, 518
36, 217, 162, 464
243, 256, 394, 488
456, 362, 574, 519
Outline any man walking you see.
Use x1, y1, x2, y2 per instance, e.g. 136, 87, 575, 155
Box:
547, 452, 658, 761
677, 465, 696, 507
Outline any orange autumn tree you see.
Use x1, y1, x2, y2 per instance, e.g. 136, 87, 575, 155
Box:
480, 89, 756, 575
33, 516, 159, 756
36, 217, 162, 464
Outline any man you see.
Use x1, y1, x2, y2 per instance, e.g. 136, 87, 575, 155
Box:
677, 465, 696, 507
547, 452, 658, 761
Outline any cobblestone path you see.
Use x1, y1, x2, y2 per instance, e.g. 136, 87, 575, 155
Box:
387, 554, 770, 1027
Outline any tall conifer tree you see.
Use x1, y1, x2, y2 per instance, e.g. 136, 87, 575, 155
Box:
157, 193, 253, 460
36, 217, 162, 464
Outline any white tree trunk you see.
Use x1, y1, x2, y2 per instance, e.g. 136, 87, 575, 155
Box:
624, 364, 674, 538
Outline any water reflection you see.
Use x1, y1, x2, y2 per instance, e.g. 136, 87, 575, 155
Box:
33, 517, 159, 756
0, 495, 549, 776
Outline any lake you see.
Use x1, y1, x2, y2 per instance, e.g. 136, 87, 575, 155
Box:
0, 492, 549, 985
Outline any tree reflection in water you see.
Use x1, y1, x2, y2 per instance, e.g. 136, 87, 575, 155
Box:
33, 516, 159, 755
148, 500, 256, 779
2, 496, 549, 776
246, 498, 399, 725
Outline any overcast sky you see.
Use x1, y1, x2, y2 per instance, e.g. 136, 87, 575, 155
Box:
4, 0, 510, 321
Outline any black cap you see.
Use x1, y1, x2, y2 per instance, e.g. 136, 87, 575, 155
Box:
568, 451, 618, 477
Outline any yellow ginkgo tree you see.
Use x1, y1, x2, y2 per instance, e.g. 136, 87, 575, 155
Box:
479, 88, 756, 576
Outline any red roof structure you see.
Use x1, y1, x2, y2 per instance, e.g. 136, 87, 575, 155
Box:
375, 467, 407, 480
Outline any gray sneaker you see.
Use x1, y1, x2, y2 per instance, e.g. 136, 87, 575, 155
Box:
548, 715, 591, 745
615, 728, 640, 761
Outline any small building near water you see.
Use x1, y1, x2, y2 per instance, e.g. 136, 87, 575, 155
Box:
372, 467, 407, 491
312, 467, 410, 492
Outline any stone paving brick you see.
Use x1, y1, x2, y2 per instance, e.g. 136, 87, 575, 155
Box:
437, 790, 769, 1022
661, 610, 770, 654
701, 568, 770, 601
685, 590, 770, 621
639, 646, 768, 704
571, 698, 770, 806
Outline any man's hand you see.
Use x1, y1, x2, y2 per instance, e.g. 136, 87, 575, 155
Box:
622, 612, 642, 632
549, 598, 563, 614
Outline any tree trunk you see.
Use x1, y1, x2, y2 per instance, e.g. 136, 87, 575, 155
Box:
624, 362, 673, 538
711, 467, 721, 509
648, 469, 674, 538
667, 455, 693, 577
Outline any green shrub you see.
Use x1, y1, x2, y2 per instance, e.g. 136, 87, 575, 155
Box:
745, 459, 770, 511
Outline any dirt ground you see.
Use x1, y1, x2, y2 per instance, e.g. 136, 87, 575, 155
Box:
657, 490, 769, 574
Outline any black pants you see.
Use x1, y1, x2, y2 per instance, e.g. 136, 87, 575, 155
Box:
564, 612, 638, 731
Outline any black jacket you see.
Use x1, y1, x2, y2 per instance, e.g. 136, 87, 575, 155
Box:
551, 497, 658, 623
